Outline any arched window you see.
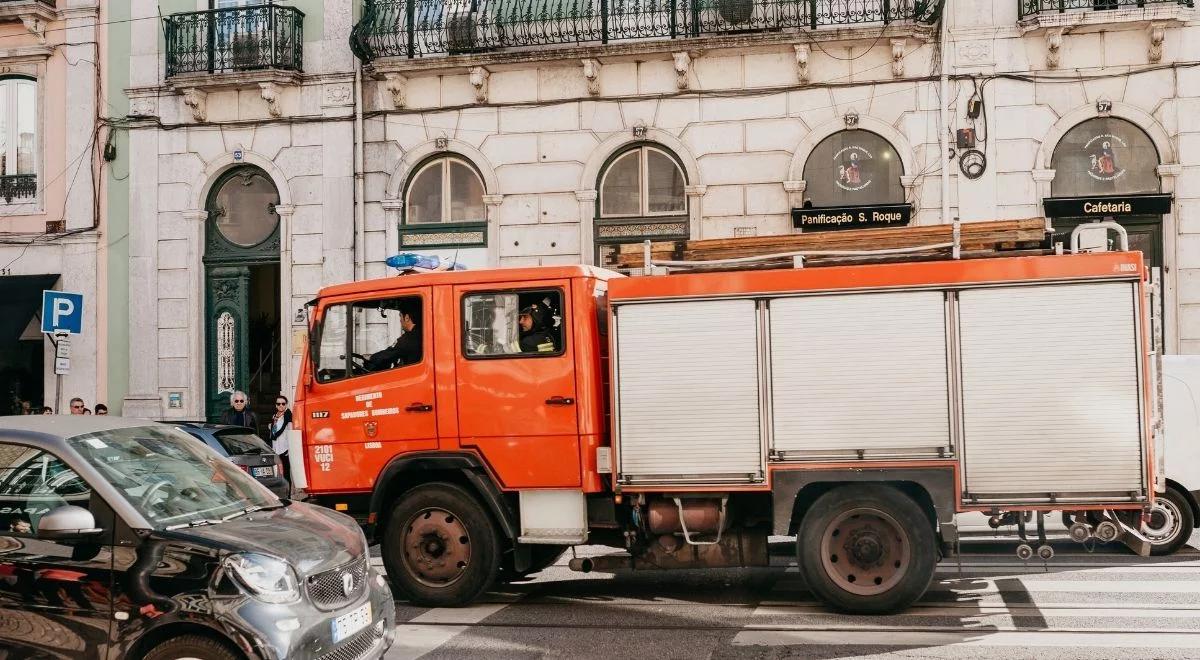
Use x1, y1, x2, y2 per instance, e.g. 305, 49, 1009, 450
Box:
1051, 118, 1159, 197
595, 144, 688, 268
208, 166, 280, 248
0, 77, 37, 204
401, 155, 487, 249
405, 156, 485, 224
803, 130, 904, 207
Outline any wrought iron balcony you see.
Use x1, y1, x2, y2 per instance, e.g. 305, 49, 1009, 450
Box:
164, 4, 304, 78
351, 0, 941, 61
0, 174, 37, 204
1019, 0, 1193, 18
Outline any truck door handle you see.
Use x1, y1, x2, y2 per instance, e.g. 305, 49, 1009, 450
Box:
405, 403, 433, 413
546, 396, 575, 406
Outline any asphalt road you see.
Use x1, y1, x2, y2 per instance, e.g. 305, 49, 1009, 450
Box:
378, 534, 1200, 660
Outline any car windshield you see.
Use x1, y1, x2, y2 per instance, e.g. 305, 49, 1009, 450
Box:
67, 425, 278, 529
213, 429, 270, 456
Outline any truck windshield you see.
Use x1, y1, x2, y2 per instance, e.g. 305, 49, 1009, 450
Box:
67, 425, 278, 529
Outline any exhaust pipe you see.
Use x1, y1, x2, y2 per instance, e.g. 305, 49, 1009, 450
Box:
568, 555, 634, 573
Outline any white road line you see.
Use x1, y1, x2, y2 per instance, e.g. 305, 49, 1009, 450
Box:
768, 578, 1200, 594
385, 604, 510, 660
751, 604, 1200, 619
732, 629, 1200, 649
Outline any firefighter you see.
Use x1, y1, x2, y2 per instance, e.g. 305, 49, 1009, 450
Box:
518, 303, 556, 353
365, 305, 422, 371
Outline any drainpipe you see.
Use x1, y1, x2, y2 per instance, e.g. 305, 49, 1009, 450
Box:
354, 60, 366, 282
939, 3, 951, 225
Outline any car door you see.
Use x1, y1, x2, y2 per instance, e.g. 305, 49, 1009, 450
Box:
0, 442, 114, 659
454, 280, 582, 487
303, 288, 439, 491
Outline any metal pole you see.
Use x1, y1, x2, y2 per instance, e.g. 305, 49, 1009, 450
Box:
55, 374, 63, 416
601, 0, 609, 44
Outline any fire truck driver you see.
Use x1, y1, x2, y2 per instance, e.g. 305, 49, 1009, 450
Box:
364, 304, 422, 371
518, 303, 556, 353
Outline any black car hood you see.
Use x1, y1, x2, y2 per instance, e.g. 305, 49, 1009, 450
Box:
153, 502, 365, 575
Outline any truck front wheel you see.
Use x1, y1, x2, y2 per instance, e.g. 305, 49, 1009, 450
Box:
797, 484, 937, 614
381, 482, 500, 607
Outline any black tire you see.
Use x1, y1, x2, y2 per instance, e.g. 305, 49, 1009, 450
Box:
143, 634, 239, 660
1140, 487, 1194, 556
796, 484, 937, 614
381, 482, 500, 607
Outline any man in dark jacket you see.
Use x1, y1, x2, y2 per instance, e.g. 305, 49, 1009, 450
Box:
518, 303, 557, 353
365, 307, 422, 371
220, 390, 259, 435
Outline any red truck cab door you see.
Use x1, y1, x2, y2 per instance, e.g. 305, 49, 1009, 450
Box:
453, 279, 581, 488
303, 287, 438, 492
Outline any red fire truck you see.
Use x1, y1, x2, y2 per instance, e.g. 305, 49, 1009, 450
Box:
292, 223, 1157, 614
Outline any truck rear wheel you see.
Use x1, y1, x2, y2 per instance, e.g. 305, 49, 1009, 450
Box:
797, 484, 937, 614
381, 482, 500, 607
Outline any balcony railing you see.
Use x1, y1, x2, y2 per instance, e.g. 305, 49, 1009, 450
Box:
1019, 0, 1193, 19
164, 4, 304, 77
351, 0, 941, 61
0, 174, 37, 204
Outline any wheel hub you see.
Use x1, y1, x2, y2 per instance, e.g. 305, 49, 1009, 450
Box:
845, 529, 886, 568
820, 508, 912, 597
402, 507, 471, 587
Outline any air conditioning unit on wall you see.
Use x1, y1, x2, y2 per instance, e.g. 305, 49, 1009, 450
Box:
445, 0, 480, 54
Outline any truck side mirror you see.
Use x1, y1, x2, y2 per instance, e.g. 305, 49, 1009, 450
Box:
36, 505, 104, 541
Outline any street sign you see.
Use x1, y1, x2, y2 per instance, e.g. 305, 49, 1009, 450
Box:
41, 290, 84, 335
53, 329, 70, 375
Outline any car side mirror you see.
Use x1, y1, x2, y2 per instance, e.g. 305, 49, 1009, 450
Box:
36, 505, 103, 541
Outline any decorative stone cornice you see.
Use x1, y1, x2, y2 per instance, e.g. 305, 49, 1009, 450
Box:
1157, 163, 1183, 177
382, 198, 404, 211
482, 193, 504, 206
383, 72, 407, 109
259, 82, 282, 118
793, 44, 810, 86
1032, 168, 1056, 182
182, 88, 207, 122
183, 209, 210, 222
782, 180, 807, 193
575, 189, 598, 202
684, 184, 707, 197
672, 51, 692, 90
469, 67, 490, 103
581, 58, 601, 96
890, 38, 906, 78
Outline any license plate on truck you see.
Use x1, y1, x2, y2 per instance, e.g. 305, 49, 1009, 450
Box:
252, 466, 274, 477
332, 602, 372, 644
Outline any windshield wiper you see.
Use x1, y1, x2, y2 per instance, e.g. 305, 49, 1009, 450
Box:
165, 518, 223, 531
222, 502, 285, 522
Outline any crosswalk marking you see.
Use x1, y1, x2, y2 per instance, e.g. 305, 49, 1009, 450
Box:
385, 604, 510, 660
732, 630, 1200, 649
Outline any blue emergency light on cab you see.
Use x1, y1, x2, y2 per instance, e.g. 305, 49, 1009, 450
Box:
385, 253, 467, 273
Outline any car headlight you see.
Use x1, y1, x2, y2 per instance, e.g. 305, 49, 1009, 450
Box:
224, 552, 300, 604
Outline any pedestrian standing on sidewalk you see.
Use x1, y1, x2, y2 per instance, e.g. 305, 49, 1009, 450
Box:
69, 398, 85, 415
95, 404, 108, 415
268, 395, 293, 483
220, 391, 260, 435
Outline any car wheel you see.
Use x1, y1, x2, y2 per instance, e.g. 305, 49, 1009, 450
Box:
381, 482, 500, 607
143, 634, 239, 660
796, 484, 937, 614
1119, 487, 1195, 556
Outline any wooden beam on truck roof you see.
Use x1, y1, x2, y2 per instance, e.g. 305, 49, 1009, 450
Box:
615, 218, 1048, 269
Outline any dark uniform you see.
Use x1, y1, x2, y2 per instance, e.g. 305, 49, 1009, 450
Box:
519, 304, 557, 353
365, 327, 422, 371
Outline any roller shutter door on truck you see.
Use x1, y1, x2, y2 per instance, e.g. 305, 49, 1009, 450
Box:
613, 299, 764, 484
957, 281, 1146, 501
769, 291, 952, 459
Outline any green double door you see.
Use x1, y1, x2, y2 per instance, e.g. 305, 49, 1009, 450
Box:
203, 167, 282, 427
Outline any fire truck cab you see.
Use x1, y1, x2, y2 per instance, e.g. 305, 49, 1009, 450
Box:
294, 244, 1156, 614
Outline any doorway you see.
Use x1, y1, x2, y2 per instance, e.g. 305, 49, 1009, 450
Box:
204, 166, 281, 427
0, 275, 54, 414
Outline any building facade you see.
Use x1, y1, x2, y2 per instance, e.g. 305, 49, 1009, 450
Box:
0, 0, 112, 415
125, 0, 1200, 420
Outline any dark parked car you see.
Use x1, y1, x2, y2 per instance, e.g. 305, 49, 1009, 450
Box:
164, 421, 291, 498
0, 416, 395, 660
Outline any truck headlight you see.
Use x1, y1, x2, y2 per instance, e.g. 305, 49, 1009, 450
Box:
224, 553, 300, 604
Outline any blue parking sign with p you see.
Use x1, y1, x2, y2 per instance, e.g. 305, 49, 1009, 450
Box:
42, 291, 84, 335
